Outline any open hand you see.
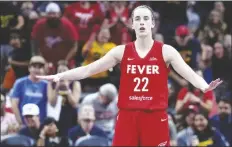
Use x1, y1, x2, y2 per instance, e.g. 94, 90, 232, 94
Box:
204, 78, 223, 93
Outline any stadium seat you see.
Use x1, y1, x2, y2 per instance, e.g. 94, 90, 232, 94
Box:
1, 134, 36, 147
74, 135, 111, 146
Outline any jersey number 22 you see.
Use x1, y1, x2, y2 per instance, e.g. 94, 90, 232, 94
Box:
134, 77, 149, 92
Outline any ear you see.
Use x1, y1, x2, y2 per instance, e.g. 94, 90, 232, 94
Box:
151, 21, 155, 29
131, 24, 135, 30
130, 19, 134, 30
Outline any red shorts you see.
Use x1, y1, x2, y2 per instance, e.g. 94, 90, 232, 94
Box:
113, 109, 170, 146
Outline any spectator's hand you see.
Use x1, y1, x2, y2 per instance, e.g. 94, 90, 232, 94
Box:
7, 124, 20, 134
40, 125, 50, 137
188, 94, 201, 103
92, 24, 101, 33
191, 136, 199, 146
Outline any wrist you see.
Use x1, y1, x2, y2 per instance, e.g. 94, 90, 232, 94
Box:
39, 133, 45, 139
57, 73, 63, 80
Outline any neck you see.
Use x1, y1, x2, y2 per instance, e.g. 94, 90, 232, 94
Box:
29, 75, 40, 82
135, 35, 154, 50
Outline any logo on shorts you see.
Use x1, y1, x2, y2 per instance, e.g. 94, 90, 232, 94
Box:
161, 118, 167, 122
158, 141, 167, 146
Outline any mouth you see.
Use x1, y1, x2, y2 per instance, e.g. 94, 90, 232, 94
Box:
140, 27, 145, 31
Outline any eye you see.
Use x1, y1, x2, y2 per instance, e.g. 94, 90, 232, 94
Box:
134, 16, 140, 21
144, 16, 149, 20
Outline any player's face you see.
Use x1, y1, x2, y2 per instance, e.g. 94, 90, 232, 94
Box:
132, 8, 155, 38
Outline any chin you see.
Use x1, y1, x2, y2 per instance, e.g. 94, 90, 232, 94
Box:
137, 33, 148, 38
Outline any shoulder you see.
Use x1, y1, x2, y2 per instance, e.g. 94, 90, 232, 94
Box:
82, 92, 98, 104
107, 44, 126, 62
162, 44, 180, 62
61, 17, 74, 26
14, 76, 28, 85
92, 125, 105, 133
19, 127, 29, 134
177, 127, 193, 138
41, 80, 48, 84
34, 18, 47, 26
69, 125, 80, 133
106, 42, 117, 48
210, 115, 219, 121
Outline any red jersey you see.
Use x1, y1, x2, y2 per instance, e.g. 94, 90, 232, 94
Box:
177, 87, 214, 111
31, 17, 78, 66
109, 8, 131, 45
118, 41, 169, 111
64, 2, 104, 42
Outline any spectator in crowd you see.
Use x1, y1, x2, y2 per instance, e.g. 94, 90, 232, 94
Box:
210, 98, 232, 145
198, 10, 227, 46
168, 114, 177, 146
31, 2, 78, 70
2, 32, 30, 93
20, 1, 39, 45
213, 1, 225, 20
0, 2, 25, 83
186, 1, 201, 35
8, 33, 30, 79
175, 69, 214, 115
199, 44, 213, 84
64, 1, 103, 65
169, 25, 202, 89
94, 1, 110, 17
81, 27, 116, 91
192, 112, 229, 146
10, 56, 47, 126
168, 80, 176, 111
47, 60, 81, 136
223, 34, 231, 59
37, 117, 71, 146
68, 104, 107, 144
177, 106, 197, 146
81, 83, 118, 135
155, 1, 188, 43
1, 94, 19, 137
212, 42, 232, 99
172, 25, 201, 69
102, 1, 131, 45
19, 103, 41, 140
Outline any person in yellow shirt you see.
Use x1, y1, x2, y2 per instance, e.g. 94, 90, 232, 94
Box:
82, 26, 116, 92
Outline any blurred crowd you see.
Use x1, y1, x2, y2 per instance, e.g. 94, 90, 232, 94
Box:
0, 1, 231, 146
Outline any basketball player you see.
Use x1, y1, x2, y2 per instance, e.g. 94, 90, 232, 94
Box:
37, 5, 222, 146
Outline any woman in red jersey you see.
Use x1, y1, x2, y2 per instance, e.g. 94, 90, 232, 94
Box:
37, 5, 223, 146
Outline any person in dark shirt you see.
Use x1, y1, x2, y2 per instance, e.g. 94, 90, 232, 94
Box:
0, 2, 24, 44
37, 117, 71, 147
19, 104, 41, 140
8, 33, 30, 79
68, 104, 107, 144
169, 25, 201, 89
210, 98, 232, 146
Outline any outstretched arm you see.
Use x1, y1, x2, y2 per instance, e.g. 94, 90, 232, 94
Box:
163, 44, 222, 93
37, 45, 124, 81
